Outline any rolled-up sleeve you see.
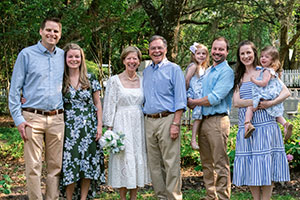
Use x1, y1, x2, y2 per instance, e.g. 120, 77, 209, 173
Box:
173, 67, 187, 111
9, 51, 26, 126
207, 69, 234, 106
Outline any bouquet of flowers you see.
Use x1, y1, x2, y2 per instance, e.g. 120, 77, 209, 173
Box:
99, 130, 125, 154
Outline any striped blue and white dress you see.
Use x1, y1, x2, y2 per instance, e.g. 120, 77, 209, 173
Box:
232, 81, 290, 186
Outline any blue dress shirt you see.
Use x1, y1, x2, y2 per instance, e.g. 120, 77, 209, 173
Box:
202, 60, 234, 116
9, 41, 65, 126
143, 58, 187, 114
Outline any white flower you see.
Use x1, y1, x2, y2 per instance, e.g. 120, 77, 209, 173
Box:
105, 130, 113, 138
99, 138, 107, 147
100, 130, 125, 154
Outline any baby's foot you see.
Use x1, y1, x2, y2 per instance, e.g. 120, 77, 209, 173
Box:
191, 139, 199, 150
284, 122, 293, 141
244, 121, 255, 139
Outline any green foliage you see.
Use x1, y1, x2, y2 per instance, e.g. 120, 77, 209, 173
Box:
180, 126, 201, 170
0, 174, 12, 194
0, 127, 23, 159
227, 125, 238, 170
284, 114, 300, 169
86, 60, 100, 78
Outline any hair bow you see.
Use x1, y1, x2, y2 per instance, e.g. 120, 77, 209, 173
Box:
189, 42, 199, 54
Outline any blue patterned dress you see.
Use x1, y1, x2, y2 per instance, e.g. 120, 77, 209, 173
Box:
252, 68, 284, 117
232, 81, 290, 186
60, 73, 105, 198
187, 70, 205, 120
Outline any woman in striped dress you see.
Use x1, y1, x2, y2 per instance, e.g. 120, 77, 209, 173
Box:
232, 40, 290, 200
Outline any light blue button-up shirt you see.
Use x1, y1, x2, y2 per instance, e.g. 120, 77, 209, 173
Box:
9, 41, 64, 126
202, 60, 234, 116
143, 58, 187, 114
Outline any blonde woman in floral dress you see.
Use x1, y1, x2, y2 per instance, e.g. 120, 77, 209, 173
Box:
60, 43, 105, 199
102, 46, 151, 200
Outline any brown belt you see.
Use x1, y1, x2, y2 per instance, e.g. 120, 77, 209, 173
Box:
203, 113, 228, 119
145, 111, 173, 118
23, 108, 64, 116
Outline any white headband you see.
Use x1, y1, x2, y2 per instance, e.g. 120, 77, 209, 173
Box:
189, 42, 199, 54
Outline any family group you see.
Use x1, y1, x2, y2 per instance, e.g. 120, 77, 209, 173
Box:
8, 16, 292, 200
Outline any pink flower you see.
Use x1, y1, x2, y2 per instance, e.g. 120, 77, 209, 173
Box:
287, 154, 294, 161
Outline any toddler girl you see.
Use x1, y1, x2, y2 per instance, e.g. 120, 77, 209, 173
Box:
244, 46, 293, 140
185, 42, 209, 150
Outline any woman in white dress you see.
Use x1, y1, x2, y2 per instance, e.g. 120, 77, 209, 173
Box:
102, 46, 151, 200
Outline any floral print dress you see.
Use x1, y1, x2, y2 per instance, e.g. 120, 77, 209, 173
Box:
60, 74, 105, 199
252, 68, 284, 117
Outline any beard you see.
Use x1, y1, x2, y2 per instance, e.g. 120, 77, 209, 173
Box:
212, 54, 226, 65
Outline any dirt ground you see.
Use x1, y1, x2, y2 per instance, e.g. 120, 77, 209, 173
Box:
1, 115, 300, 199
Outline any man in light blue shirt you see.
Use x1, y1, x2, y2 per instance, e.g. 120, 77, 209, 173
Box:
9, 17, 64, 200
143, 35, 186, 200
188, 37, 234, 200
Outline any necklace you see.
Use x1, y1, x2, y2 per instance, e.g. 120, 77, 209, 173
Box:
70, 76, 79, 89
124, 71, 137, 81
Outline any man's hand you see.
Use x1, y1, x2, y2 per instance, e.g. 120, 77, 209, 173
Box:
17, 121, 32, 142
170, 124, 180, 140
187, 98, 196, 109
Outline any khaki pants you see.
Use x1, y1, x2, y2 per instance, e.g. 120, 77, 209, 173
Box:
198, 115, 231, 200
23, 111, 64, 200
145, 114, 182, 200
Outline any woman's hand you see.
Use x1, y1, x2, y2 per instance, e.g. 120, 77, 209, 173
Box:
95, 125, 102, 141
21, 97, 26, 104
258, 100, 273, 109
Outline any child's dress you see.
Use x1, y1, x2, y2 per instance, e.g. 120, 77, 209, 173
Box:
187, 68, 205, 119
252, 68, 284, 117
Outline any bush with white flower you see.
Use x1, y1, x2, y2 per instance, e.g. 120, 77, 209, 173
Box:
99, 130, 125, 154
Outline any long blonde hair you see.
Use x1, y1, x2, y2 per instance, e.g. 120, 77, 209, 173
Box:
190, 44, 210, 76
63, 43, 90, 94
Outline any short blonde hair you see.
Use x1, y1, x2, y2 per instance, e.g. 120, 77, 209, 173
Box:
121, 46, 142, 62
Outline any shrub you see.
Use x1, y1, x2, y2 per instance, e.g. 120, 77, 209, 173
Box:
284, 114, 300, 169
0, 127, 23, 159
180, 126, 201, 170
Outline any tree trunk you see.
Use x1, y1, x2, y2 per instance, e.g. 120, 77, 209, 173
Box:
140, 0, 187, 62
279, 25, 289, 69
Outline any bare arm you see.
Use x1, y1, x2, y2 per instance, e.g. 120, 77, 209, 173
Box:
259, 83, 290, 109
93, 90, 103, 141
250, 70, 271, 87
233, 88, 253, 108
185, 64, 197, 89
170, 109, 184, 140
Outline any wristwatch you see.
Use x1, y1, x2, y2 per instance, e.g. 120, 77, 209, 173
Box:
171, 121, 180, 127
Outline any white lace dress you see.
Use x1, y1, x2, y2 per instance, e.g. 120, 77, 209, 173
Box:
102, 75, 151, 189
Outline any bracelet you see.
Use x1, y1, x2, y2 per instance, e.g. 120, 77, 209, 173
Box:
171, 121, 180, 127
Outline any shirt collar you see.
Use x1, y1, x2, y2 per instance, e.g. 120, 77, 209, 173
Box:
37, 41, 57, 54
151, 58, 168, 68
211, 60, 228, 71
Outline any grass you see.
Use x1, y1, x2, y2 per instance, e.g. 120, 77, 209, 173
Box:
95, 189, 297, 200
